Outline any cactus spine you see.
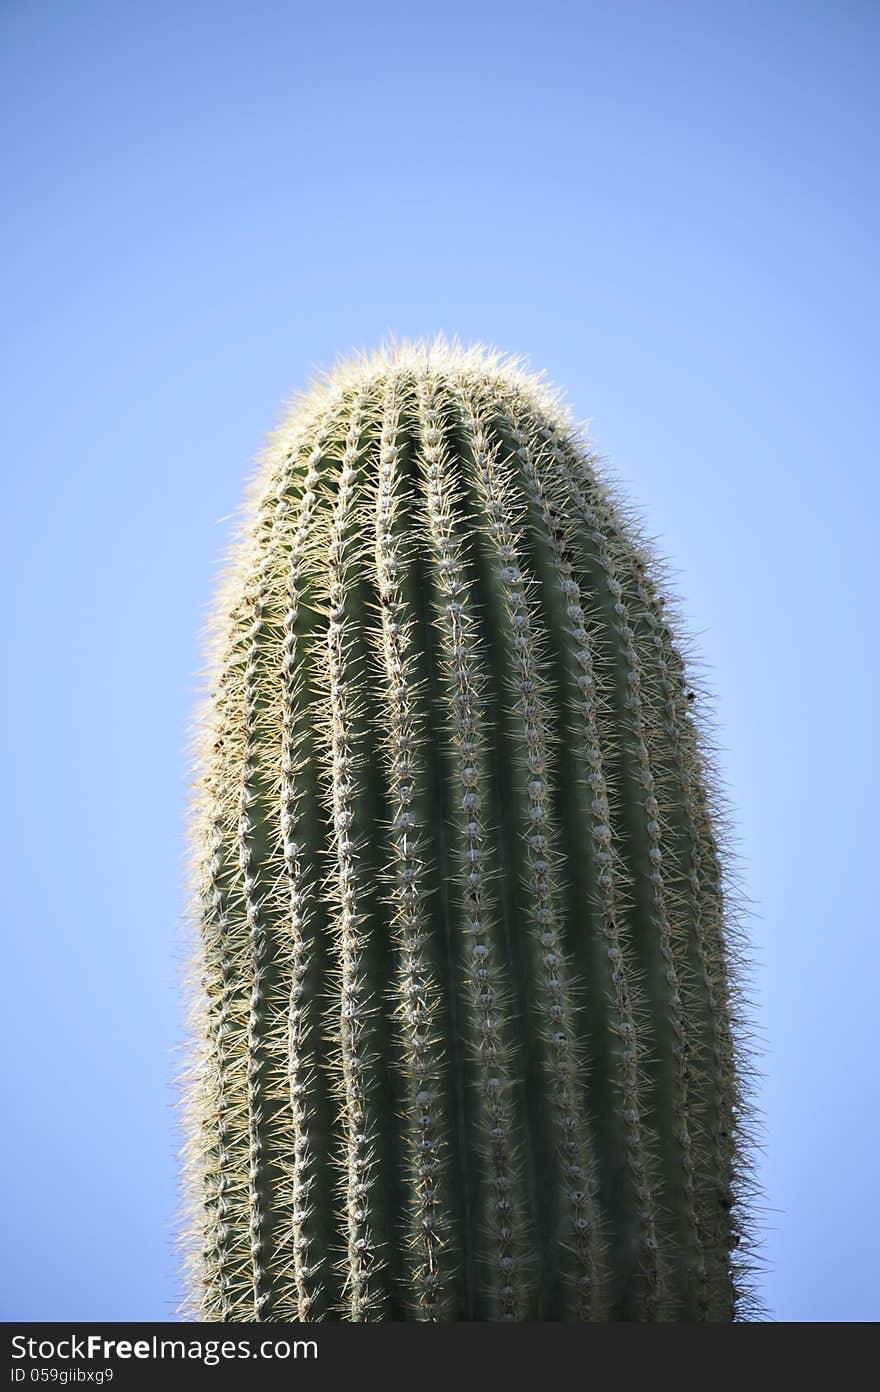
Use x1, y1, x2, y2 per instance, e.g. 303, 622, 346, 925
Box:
181, 340, 750, 1321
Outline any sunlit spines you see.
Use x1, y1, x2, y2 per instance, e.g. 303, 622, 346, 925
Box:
202, 783, 239, 1319
187, 715, 249, 1319
277, 410, 340, 1320
182, 410, 311, 1319
321, 385, 381, 1320
236, 426, 341, 1320
415, 367, 525, 1320
372, 372, 448, 1318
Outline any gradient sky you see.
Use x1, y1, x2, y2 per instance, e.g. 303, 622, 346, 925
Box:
2, 0, 877, 1322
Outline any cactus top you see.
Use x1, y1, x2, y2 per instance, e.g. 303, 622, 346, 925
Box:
180, 338, 753, 1321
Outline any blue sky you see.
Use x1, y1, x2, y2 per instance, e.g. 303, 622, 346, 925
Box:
1, 0, 876, 1321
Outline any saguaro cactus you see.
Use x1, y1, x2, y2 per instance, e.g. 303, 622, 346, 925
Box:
181, 340, 751, 1322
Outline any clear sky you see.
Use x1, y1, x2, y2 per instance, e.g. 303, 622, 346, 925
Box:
2, 0, 876, 1322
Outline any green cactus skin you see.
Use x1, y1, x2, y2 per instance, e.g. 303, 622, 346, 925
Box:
180, 340, 752, 1322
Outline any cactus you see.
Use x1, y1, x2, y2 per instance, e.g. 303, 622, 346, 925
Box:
180, 339, 751, 1322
